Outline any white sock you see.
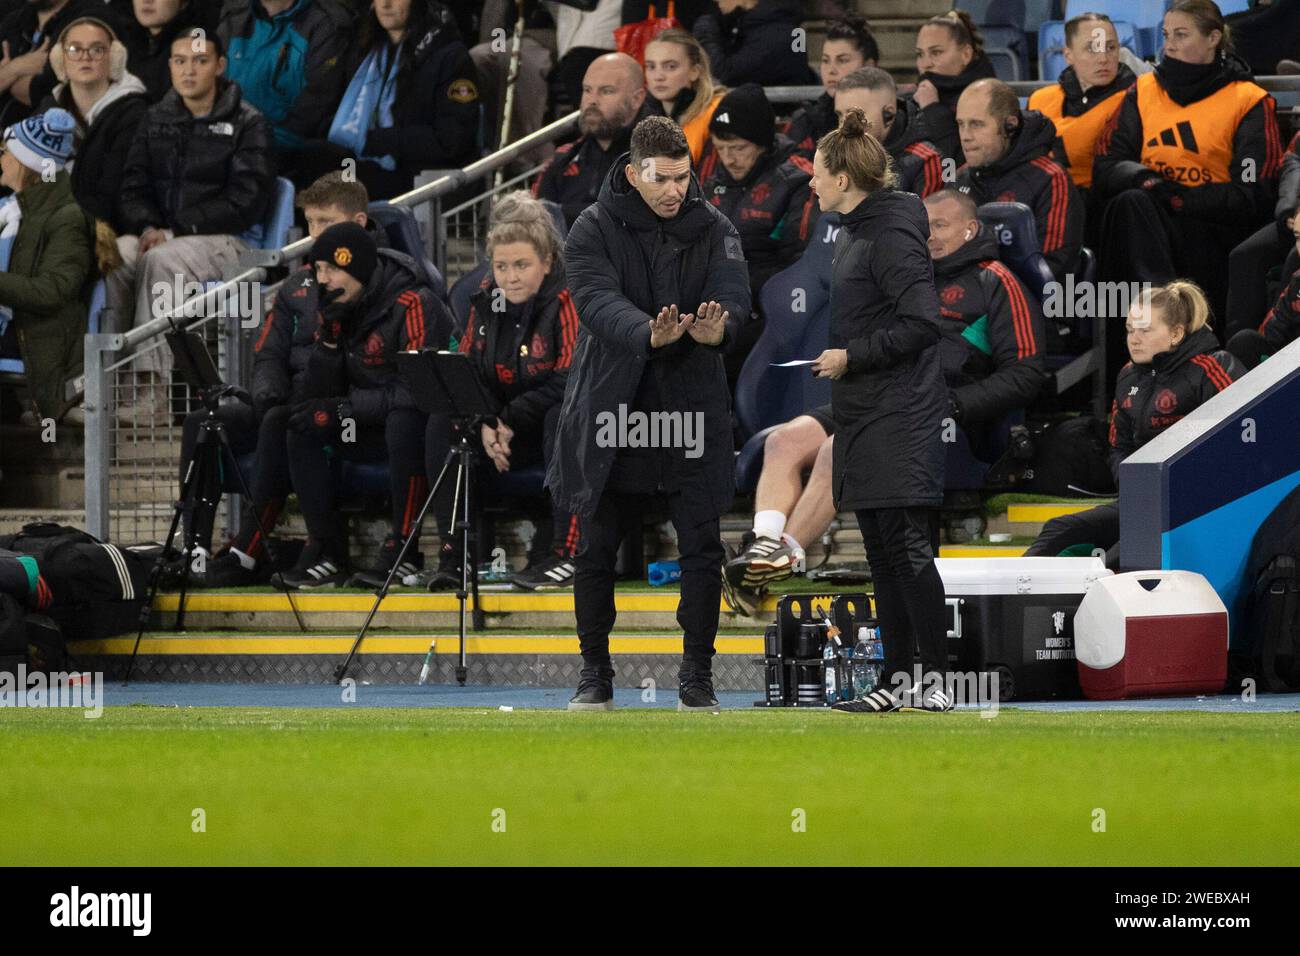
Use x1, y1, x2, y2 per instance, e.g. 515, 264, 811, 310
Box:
230, 547, 256, 570
753, 510, 786, 541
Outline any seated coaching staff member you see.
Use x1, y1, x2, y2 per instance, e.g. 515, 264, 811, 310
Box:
548, 116, 751, 713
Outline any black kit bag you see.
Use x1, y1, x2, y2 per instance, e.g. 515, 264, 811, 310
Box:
0, 523, 152, 643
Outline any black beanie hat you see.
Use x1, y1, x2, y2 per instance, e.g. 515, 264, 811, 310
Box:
709, 83, 775, 148
310, 222, 378, 285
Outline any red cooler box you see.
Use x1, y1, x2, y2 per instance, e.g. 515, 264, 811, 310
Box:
936, 557, 1112, 701
1074, 570, 1228, 699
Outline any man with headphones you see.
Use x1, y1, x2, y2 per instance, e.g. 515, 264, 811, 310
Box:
955, 78, 1084, 283
833, 66, 946, 198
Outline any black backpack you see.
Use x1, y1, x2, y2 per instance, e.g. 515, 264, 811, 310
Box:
1243, 486, 1300, 692
0, 523, 152, 643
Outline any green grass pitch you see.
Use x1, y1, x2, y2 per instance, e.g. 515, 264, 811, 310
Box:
1, 707, 1296, 866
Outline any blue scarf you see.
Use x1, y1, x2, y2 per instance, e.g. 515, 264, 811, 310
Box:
328, 44, 400, 172
0, 195, 22, 337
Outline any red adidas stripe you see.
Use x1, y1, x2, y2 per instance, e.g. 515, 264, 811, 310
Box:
556, 290, 579, 369
1191, 354, 1232, 392
985, 261, 1036, 358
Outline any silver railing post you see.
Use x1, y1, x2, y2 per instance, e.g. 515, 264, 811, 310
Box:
83, 330, 122, 540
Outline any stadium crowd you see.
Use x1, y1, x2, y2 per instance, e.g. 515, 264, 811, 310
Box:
0, 0, 1294, 605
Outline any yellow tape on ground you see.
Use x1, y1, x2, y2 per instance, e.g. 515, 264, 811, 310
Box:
69, 635, 766, 656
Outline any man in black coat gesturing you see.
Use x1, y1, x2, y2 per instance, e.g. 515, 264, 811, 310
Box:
548, 116, 751, 712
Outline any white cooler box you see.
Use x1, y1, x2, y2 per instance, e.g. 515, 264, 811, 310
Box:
936, 557, 1113, 700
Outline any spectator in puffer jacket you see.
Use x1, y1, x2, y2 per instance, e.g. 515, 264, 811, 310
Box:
295, 0, 480, 199
691, 0, 816, 88
1026, 280, 1243, 567
0, 0, 127, 129
40, 15, 148, 235
121, 0, 219, 103
217, 0, 350, 156
111, 30, 275, 427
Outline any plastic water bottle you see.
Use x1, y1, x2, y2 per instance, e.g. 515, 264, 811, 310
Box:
852, 627, 875, 697
647, 560, 682, 586
822, 629, 840, 704
868, 627, 884, 692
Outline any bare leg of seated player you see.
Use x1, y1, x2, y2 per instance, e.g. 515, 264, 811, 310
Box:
779, 435, 838, 578
728, 418, 830, 590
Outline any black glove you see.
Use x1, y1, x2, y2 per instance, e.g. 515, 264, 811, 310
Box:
316, 286, 348, 344
288, 397, 343, 440
1137, 172, 1186, 214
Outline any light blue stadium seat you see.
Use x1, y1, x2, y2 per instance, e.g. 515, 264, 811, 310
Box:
1038, 19, 1138, 82
241, 177, 295, 251
1065, 0, 1166, 58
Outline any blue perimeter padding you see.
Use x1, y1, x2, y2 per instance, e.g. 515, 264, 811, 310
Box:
1120, 337, 1300, 645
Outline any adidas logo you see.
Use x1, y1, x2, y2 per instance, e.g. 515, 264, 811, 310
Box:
1146, 121, 1199, 153
715, 111, 729, 124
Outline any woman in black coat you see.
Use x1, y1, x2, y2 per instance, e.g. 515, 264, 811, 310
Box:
296, 0, 480, 199
808, 109, 952, 714
41, 15, 147, 235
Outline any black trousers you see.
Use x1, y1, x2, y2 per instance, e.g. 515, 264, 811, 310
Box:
1225, 221, 1291, 339
855, 507, 947, 693
574, 489, 725, 676
1023, 502, 1120, 569
179, 403, 293, 556
1098, 189, 1249, 370
287, 407, 428, 557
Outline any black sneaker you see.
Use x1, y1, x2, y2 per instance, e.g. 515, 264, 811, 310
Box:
350, 535, 423, 589
832, 686, 903, 713
677, 660, 719, 712
511, 553, 576, 590
426, 542, 463, 592
567, 669, 614, 711
725, 534, 796, 589
280, 542, 350, 590
191, 550, 260, 589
